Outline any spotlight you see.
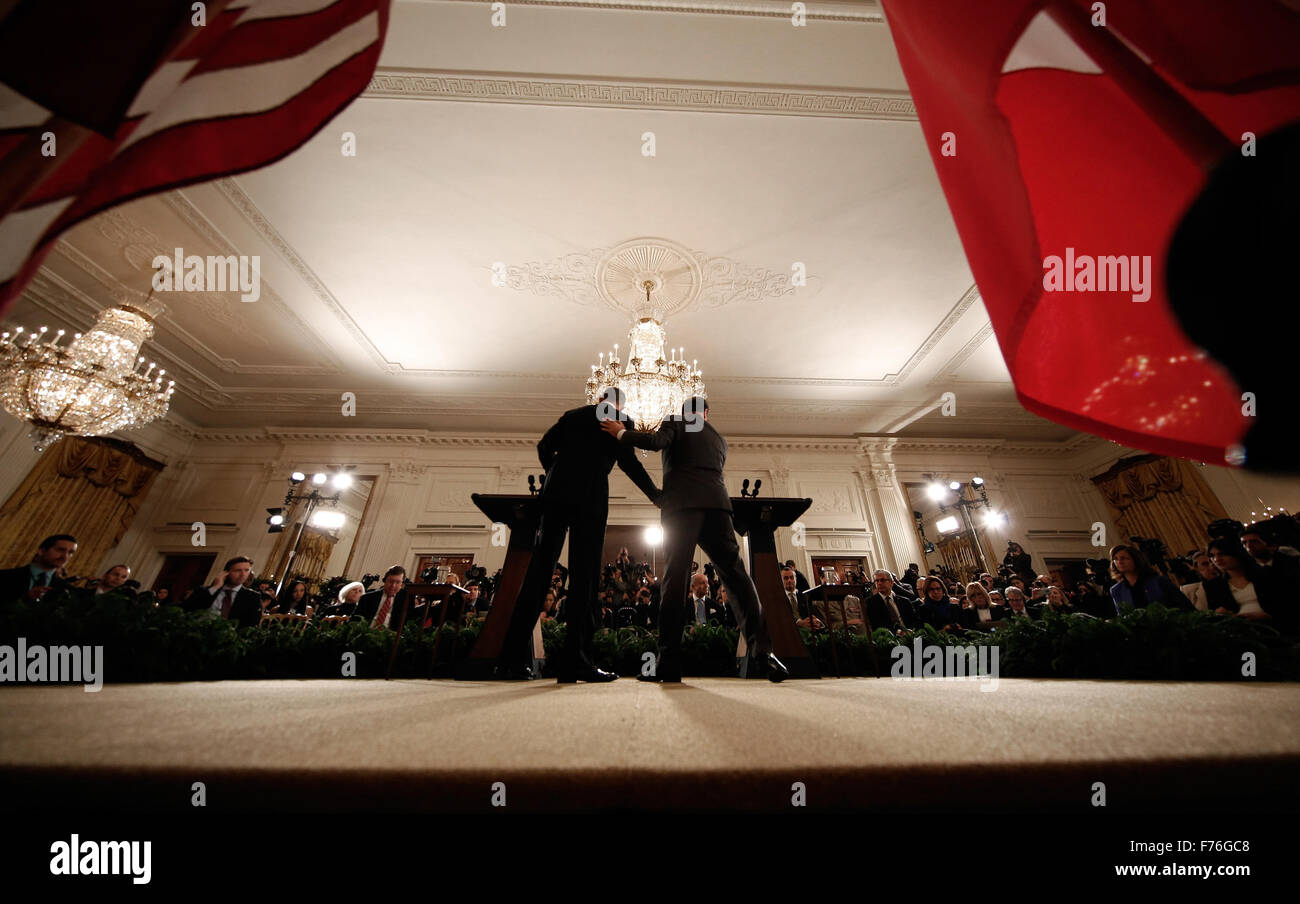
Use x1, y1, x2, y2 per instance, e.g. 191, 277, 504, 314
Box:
311, 510, 345, 529
927, 483, 946, 501
289, 472, 305, 484
936, 516, 960, 534
266, 508, 286, 533
645, 525, 664, 545
983, 510, 1004, 527
971, 476, 985, 486
949, 481, 961, 491
311, 472, 327, 486
332, 472, 353, 490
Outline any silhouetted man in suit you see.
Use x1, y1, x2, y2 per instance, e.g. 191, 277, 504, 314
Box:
182, 556, 263, 629
497, 387, 661, 682
0, 534, 78, 606
602, 396, 787, 682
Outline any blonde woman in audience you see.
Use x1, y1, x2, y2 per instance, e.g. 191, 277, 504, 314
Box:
1043, 585, 1075, 614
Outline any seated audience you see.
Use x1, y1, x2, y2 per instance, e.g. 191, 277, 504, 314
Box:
1205, 538, 1295, 632
1003, 586, 1037, 619
182, 556, 262, 628
961, 581, 1007, 628
784, 560, 811, 594
358, 566, 410, 630
1241, 523, 1300, 593
867, 570, 921, 631
542, 589, 562, 623
783, 566, 822, 629
714, 584, 737, 628
1108, 545, 1194, 611
1071, 580, 1117, 619
0, 534, 78, 605
917, 577, 964, 631
276, 578, 311, 615
153, 587, 171, 606
1180, 551, 1220, 612
92, 564, 133, 597
1042, 585, 1076, 614
332, 581, 365, 615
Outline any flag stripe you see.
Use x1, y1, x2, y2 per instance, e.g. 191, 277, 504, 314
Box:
188, 0, 380, 75
117, 11, 379, 153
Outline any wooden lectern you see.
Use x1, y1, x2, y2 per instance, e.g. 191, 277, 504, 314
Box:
730, 497, 819, 679
455, 493, 545, 680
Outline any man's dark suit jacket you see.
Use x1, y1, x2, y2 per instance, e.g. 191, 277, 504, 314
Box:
618, 416, 728, 514
864, 591, 921, 630
0, 566, 70, 606
539, 404, 660, 506
182, 584, 263, 629
356, 588, 411, 627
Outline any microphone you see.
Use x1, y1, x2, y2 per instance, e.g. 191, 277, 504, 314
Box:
752, 479, 762, 497
741, 479, 750, 497
527, 475, 536, 495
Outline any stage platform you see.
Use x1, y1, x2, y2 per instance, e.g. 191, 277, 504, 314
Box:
3, 678, 1298, 811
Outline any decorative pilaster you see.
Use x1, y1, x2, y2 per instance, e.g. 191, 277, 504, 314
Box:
856, 439, 923, 575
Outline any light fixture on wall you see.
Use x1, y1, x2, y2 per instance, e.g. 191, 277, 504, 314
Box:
0, 293, 175, 451
585, 280, 706, 431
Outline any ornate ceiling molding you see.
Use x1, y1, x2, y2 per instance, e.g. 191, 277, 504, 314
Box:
504, 236, 809, 319
437, 0, 884, 22
927, 319, 995, 385
364, 69, 913, 121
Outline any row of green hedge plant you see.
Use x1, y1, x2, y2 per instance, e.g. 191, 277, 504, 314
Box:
1, 589, 1296, 682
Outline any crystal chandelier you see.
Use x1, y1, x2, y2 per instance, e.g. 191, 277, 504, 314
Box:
0, 299, 176, 452
585, 280, 706, 430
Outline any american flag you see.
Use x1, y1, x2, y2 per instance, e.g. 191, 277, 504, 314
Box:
0, 0, 391, 314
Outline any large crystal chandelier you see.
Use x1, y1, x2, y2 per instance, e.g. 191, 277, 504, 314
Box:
0, 298, 175, 452
585, 280, 706, 430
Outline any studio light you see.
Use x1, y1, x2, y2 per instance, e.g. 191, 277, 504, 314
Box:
645, 525, 664, 545
311, 510, 346, 530
927, 483, 946, 501
936, 516, 961, 534
311, 472, 327, 486
266, 508, 286, 533
332, 472, 353, 490
290, 472, 305, 484
983, 510, 1005, 527
971, 476, 985, 486
948, 481, 961, 491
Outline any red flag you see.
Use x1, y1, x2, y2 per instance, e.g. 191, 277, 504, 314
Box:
0, 0, 391, 313
880, 0, 1300, 466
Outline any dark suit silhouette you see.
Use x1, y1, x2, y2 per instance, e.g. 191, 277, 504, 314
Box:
182, 584, 262, 629
0, 565, 70, 606
864, 591, 921, 630
500, 404, 660, 672
619, 415, 769, 676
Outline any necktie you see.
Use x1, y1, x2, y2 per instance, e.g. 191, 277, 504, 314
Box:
34, 571, 49, 588
695, 597, 706, 624
375, 594, 393, 628
221, 588, 235, 618
885, 594, 902, 626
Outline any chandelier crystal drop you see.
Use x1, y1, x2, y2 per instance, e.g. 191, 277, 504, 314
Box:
0, 302, 176, 452
585, 281, 706, 430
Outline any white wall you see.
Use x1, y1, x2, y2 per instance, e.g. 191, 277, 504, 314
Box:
10, 414, 1293, 590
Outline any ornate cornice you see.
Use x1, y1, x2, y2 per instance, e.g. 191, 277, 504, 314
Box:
364, 69, 912, 121
928, 319, 995, 385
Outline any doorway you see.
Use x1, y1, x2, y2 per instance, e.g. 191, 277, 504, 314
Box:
153, 553, 216, 603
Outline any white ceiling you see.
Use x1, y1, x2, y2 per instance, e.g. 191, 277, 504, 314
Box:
4, 0, 1078, 442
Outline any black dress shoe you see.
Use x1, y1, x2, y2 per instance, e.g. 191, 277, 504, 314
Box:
492, 663, 534, 680
557, 666, 618, 683
766, 653, 790, 683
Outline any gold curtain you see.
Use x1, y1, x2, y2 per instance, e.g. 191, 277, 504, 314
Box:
1091, 455, 1228, 556
293, 529, 337, 585
0, 436, 163, 579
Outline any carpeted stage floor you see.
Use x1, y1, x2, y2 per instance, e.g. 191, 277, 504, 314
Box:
3, 678, 1298, 811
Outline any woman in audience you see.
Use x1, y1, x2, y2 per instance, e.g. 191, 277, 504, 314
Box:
1043, 585, 1075, 614
1071, 581, 1117, 619
333, 581, 364, 616
1180, 551, 1220, 611
541, 590, 560, 622
1108, 544, 1193, 611
1204, 538, 1291, 629
919, 577, 964, 632
961, 581, 1002, 628
276, 578, 310, 615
